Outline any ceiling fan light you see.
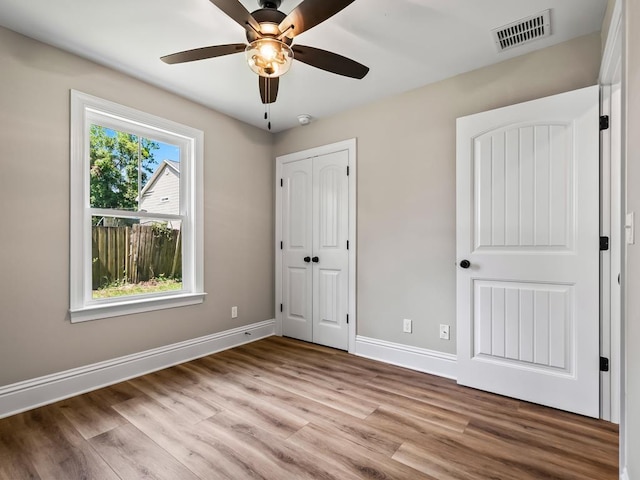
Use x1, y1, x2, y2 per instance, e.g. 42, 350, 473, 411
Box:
245, 39, 293, 78
259, 23, 280, 36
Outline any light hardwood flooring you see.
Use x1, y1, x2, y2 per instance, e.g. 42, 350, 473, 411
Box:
0, 336, 618, 479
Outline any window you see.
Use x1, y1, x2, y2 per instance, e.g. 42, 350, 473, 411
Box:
70, 90, 204, 322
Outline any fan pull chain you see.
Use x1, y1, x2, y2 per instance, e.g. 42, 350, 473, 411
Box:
265, 79, 271, 130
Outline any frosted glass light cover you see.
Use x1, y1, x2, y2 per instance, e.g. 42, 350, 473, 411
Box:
245, 39, 293, 78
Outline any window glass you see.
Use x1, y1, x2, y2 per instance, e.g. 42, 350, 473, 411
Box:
90, 216, 183, 299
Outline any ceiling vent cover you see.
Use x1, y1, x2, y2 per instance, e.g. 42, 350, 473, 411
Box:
492, 10, 551, 52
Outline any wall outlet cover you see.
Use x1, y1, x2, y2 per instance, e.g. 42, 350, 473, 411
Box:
403, 318, 412, 333
439, 324, 450, 340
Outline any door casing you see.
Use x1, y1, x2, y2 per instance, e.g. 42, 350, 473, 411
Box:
275, 138, 357, 353
598, 0, 623, 446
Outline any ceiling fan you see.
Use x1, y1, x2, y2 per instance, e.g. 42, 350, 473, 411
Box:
161, 0, 369, 105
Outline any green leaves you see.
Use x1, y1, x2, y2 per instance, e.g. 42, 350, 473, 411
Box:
89, 125, 159, 213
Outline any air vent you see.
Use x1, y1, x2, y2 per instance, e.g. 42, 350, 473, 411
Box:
492, 10, 551, 52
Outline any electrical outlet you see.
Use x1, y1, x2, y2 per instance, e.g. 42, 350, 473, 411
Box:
439, 324, 450, 340
231, 306, 238, 319
403, 319, 412, 333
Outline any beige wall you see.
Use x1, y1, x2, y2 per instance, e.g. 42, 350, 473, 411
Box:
0, 26, 274, 386
624, 0, 639, 475
602, 0, 617, 53
274, 33, 602, 353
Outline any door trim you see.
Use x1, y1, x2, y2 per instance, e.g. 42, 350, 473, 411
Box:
598, 0, 624, 474
275, 139, 357, 353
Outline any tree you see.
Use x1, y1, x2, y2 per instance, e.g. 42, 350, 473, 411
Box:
89, 125, 159, 214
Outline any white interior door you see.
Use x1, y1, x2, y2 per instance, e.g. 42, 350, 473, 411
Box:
281, 151, 350, 350
456, 85, 600, 417
282, 159, 313, 342
312, 151, 349, 350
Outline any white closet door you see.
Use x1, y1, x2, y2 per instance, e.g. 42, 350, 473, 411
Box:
281, 150, 350, 350
312, 150, 349, 350
282, 159, 313, 342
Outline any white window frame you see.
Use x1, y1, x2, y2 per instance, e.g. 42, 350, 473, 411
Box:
69, 90, 205, 323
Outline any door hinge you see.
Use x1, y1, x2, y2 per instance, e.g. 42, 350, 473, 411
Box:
280, 241, 283, 250
600, 356, 609, 372
280, 303, 283, 313
346, 314, 349, 324
600, 236, 609, 251
600, 115, 610, 131
347, 240, 349, 250
280, 178, 283, 187
347, 165, 350, 176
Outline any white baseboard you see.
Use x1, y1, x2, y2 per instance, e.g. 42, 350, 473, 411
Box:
354, 335, 457, 379
0, 319, 275, 419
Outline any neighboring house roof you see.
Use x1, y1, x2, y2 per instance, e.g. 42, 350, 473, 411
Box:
164, 160, 180, 172
140, 159, 180, 198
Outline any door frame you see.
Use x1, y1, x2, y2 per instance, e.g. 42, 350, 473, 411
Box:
600, 0, 623, 425
275, 138, 357, 353
599, 0, 624, 474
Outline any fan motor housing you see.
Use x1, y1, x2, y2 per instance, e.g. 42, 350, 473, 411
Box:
258, 0, 281, 8
247, 8, 291, 44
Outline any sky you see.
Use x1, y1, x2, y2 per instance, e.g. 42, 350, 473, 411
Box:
155, 141, 180, 163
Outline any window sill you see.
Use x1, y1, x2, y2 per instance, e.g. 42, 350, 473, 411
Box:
69, 292, 206, 323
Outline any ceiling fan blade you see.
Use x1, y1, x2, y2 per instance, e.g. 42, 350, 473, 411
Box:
292, 45, 369, 79
209, 0, 261, 34
259, 76, 279, 104
279, 0, 356, 37
161, 44, 246, 64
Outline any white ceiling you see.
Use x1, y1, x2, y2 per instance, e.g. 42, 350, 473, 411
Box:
0, 0, 607, 132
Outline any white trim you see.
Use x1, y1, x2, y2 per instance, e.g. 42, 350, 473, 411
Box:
90, 208, 183, 221
600, 84, 613, 422
348, 141, 357, 353
354, 336, 458, 380
600, 3, 625, 477
69, 90, 204, 323
600, 79, 623, 425
275, 138, 357, 353
69, 292, 207, 322
274, 156, 283, 338
0, 319, 275, 419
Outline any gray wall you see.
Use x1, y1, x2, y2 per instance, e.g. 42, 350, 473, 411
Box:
624, 0, 639, 475
0, 27, 274, 386
274, 33, 602, 353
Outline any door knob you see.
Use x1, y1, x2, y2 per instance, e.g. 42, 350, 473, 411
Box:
459, 260, 471, 269
312, 256, 319, 263
303, 256, 311, 263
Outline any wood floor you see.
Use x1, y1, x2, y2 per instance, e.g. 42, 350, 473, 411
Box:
0, 336, 618, 480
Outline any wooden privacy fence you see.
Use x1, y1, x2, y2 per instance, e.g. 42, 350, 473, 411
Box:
92, 224, 182, 289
